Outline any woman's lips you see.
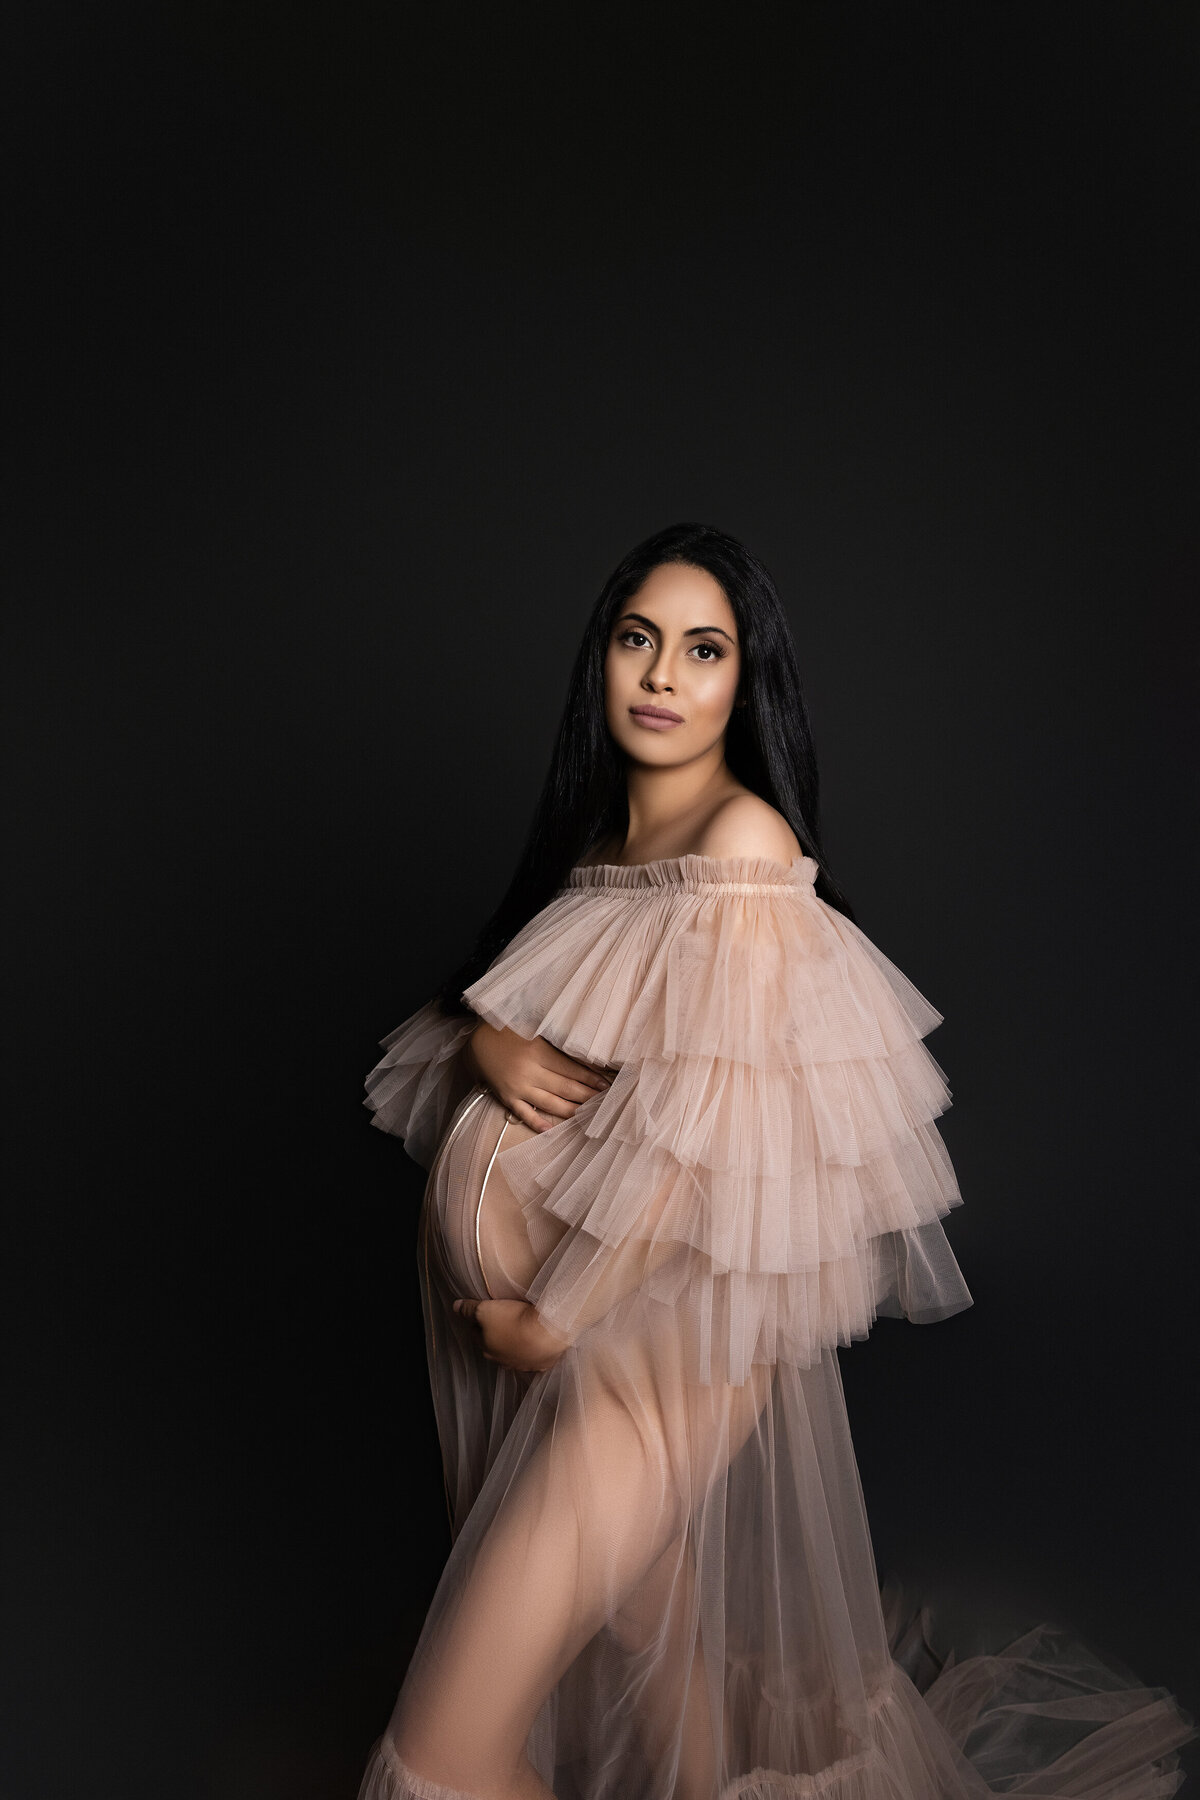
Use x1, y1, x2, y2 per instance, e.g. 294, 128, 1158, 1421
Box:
629, 705, 684, 730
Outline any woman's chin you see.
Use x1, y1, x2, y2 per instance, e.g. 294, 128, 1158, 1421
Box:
611, 727, 694, 765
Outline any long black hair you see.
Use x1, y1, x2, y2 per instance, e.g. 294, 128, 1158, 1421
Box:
437, 521, 855, 1015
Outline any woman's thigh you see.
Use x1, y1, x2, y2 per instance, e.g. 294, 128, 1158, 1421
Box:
391, 1322, 771, 1790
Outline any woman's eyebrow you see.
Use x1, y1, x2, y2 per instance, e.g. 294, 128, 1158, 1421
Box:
617, 612, 736, 644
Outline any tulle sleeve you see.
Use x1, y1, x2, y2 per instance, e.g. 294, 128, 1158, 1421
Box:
462, 855, 972, 1384
364, 998, 478, 1170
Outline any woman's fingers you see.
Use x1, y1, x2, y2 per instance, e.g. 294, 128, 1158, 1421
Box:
542, 1045, 611, 1089
494, 1065, 613, 1132
526, 1088, 580, 1121
506, 1096, 554, 1134
537, 1070, 607, 1106
453, 1295, 499, 1360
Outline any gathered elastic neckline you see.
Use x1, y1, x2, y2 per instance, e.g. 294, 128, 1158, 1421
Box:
567, 853, 819, 893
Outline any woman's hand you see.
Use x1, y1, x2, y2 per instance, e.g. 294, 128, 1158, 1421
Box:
452, 1297, 569, 1373
463, 1019, 611, 1133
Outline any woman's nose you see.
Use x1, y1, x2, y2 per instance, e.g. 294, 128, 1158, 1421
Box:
642, 653, 674, 692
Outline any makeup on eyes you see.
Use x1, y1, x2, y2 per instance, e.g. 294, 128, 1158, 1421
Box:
615, 611, 735, 642
615, 624, 731, 660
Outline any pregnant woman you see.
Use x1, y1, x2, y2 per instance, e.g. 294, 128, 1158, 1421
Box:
356, 523, 1192, 1800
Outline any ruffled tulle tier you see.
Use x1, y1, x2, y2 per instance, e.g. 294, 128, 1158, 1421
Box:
495, 1057, 959, 1271
463, 858, 945, 1074
454, 856, 972, 1381
365, 1002, 478, 1170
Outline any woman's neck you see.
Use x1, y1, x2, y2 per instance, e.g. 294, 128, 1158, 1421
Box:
615, 749, 747, 863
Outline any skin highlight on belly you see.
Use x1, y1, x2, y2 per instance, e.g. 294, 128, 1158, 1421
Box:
430, 1087, 568, 1304
475, 1110, 555, 1300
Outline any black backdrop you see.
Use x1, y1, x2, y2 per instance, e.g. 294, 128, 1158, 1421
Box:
7, 5, 1198, 1797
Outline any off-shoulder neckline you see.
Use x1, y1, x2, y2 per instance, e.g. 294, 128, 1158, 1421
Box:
567, 853, 819, 892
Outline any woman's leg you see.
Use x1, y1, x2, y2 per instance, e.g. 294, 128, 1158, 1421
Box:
391, 1329, 770, 1800
393, 1355, 684, 1795
607, 1363, 769, 1800
608, 1533, 720, 1800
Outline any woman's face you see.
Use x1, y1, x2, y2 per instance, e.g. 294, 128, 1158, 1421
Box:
604, 562, 742, 767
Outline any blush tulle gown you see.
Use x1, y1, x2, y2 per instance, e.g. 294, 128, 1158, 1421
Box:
356, 855, 1193, 1800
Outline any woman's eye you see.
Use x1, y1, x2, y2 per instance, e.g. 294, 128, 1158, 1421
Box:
615, 630, 725, 660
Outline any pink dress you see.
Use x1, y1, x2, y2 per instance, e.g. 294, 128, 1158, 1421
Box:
357, 854, 1193, 1800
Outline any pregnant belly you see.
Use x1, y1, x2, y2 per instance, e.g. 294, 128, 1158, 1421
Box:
426, 1085, 566, 1302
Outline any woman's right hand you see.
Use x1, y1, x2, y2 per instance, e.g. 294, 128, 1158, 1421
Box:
463, 1019, 611, 1133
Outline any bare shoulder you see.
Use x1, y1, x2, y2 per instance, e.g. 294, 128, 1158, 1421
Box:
695, 793, 803, 865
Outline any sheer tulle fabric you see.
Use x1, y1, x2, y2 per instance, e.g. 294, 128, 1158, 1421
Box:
359, 856, 1193, 1799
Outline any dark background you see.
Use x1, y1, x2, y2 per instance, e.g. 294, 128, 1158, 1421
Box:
6, 4, 1197, 1797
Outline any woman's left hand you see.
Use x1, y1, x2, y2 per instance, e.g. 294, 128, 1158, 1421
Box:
452, 1297, 568, 1372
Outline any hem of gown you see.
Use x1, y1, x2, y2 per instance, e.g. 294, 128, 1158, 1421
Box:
358, 1643, 1195, 1800
716, 1673, 904, 1800
720, 1645, 1194, 1799
356, 1732, 905, 1800
359, 1738, 483, 1800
